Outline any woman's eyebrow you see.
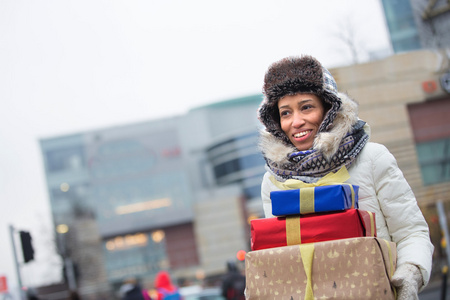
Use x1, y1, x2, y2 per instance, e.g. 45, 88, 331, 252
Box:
295, 99, 313, 107
279, 99, 313, 110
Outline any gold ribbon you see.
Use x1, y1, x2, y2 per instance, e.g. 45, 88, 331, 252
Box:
300, 188, 315, 214
367, 211, 375, 237
269, 165, 356, 210
286, 216, 301, 245
384, 239, 397, 299
269, 165, 350, 189
348, 185, 355, 209
384, 239, 395, 279
299, 243, 315, 300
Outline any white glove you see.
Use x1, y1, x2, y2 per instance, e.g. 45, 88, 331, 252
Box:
391, 263, 423, 300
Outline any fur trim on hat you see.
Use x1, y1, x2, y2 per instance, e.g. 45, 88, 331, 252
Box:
263, 56, 324, 103
259, 93, 360, 162
314, 93, 359, 159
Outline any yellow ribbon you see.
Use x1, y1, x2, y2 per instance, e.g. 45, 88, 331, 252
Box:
384, 239, 397, 299
286, 216, 301, 245
299, 243, 315, 300
269, 165, 356, 210
367, 211, 375, 237
300, 188, 315, 214
384, 239, 395, 279
348, 185, 355, 209
269, 165, 350, 189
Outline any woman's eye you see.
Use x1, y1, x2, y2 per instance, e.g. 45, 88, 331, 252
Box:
280, 110, 290, 117
301, 104, 313, 111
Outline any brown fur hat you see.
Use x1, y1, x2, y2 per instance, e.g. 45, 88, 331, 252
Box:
258, 55, 341, 146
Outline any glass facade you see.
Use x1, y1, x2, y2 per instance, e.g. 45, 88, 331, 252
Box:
45, 145, 86, 172
41, 122, 200, 289
40, 95, 262, 296
42, 135, 91, 227
50, 183, 91, 224
103, 230, 168, 282
381, 0, 422, 52
84, 128, 194, 237
207, 131, 265, 199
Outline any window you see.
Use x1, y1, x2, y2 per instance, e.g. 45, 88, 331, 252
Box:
239, 153, 265, 169
416, 138, 450, 185
408, 98, 450, 185
45, 146, 85, 172
213, 159, 240, 179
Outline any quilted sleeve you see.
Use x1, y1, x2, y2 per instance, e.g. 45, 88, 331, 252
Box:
261, 172, 276, 218
372, 143, 434, 289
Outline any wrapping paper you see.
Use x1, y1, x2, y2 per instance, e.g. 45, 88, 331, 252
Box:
250, 209, 376, 251
245, 237, 397, 300
270, 184, 359, 216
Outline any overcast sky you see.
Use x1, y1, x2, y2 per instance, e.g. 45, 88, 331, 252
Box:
0, 0, 391, 291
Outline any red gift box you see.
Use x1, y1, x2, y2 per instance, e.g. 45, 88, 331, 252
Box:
250, 209, 376, 251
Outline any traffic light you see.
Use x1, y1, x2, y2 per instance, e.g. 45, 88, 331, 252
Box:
19, 231, 34, 263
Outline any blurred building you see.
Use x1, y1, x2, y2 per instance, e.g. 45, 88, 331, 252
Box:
381, 0, 450, 52
40, 49, 450, 298
331, 49, 450, 204
39, 95, 265, 299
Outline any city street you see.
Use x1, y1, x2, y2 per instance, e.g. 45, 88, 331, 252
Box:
420, 280, 450, 300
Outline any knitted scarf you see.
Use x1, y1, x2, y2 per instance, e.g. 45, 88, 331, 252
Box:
264, 120, 369, 180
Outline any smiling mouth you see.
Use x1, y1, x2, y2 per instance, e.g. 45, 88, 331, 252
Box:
293, 130, 311, 138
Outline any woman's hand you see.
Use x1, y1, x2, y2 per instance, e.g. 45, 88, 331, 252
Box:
391, 263, 423, 300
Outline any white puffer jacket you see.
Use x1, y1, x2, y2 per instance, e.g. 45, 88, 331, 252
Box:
260, 94, 434, 289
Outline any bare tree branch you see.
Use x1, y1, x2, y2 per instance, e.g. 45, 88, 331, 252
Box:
328, 14, 367, 65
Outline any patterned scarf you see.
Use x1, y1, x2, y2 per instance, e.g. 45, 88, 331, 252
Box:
265, 120, 369, 180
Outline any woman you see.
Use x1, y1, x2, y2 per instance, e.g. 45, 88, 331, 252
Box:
257, 55, 434, 300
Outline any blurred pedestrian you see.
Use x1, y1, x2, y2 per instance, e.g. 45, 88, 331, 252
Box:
257, 54, 434, 300
26, 288, 39, 300
69, 291, 80, 300
221, 261, 245, 300
153, 271, 182, 300
120, 277, 151, 300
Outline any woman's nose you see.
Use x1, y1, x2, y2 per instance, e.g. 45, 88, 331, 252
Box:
292, 113, 305, 128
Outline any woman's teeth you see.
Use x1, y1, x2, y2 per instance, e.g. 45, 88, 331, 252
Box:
294, 131, 309, 138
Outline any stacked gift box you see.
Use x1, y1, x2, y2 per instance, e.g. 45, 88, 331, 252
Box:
245, 168, 397, 299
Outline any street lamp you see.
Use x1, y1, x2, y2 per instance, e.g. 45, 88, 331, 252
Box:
56, 224, 77, 293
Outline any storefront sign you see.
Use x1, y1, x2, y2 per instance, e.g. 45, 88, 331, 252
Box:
0, 276, 8, 293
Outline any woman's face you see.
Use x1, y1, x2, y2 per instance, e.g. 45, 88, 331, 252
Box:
278, 93, 325, 151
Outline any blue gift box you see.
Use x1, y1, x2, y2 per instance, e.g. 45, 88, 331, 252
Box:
270, 184, 359, 216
